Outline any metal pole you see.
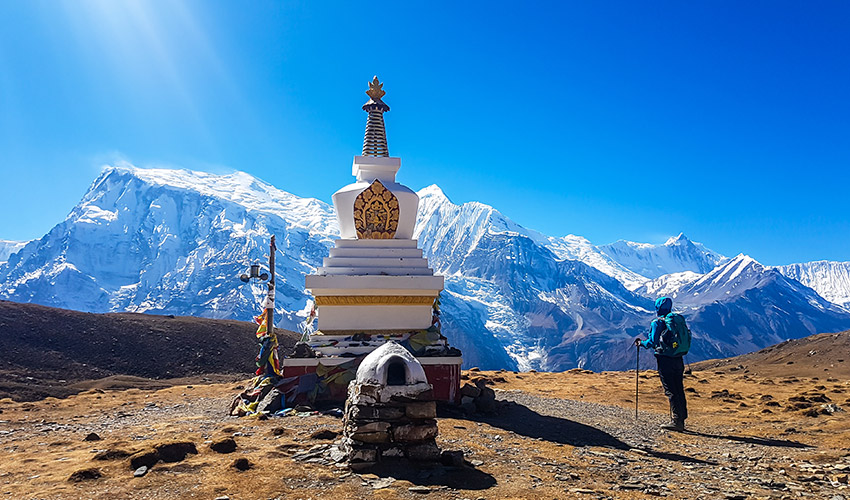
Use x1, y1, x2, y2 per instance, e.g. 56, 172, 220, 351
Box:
635, 342, 640, 420
268, 235, 276, 338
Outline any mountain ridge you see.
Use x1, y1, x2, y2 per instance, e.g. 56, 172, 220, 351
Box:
2, 165, 849, 372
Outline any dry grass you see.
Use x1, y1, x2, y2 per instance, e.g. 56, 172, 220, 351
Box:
1, 364, 848, 499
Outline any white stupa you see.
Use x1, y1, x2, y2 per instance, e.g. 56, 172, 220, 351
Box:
305, 77, 444, 332
287, 78, 459, 404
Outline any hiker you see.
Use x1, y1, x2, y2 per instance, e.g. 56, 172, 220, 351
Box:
635, 296, 691, 431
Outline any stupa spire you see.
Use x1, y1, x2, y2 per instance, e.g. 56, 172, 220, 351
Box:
361, 76, 390, 157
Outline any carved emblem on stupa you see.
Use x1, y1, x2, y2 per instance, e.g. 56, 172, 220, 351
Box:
353, 179, 399, 239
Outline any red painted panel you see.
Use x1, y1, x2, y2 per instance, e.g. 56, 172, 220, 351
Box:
282, 360, 460, 404
423, 364, 461, 403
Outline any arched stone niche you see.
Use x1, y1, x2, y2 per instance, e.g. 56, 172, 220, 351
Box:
356, 341, 428, 388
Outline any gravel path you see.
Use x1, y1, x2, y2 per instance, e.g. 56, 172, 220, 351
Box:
485, 390, 850, 499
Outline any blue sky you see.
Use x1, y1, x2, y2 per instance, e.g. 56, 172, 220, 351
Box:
0, 1, 848, 266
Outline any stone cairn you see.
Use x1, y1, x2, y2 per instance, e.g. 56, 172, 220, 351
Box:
340, 342, 443, 470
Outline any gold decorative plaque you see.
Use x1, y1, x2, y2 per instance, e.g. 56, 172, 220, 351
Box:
353, 179, 399, 239
314, 295, 435, 306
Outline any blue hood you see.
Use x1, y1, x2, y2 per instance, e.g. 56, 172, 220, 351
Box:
655, 297, 673, 316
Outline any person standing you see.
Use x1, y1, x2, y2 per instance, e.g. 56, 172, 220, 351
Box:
635, 296, 691, 431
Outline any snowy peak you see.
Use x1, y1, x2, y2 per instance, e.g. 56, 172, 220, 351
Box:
417, 184, 449, 202
664, 232, 689, 246
664, 233, 691, 247
599, 233, 727, 279
0, 163, 339, 323
414, 185, 531, 275
676, 253, 800, 306
690, 253, 761, 289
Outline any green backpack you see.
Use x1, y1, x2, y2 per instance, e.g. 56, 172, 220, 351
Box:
658, 312, 691, 356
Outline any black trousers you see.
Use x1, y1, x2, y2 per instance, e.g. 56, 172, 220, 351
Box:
656, 354, 687, 423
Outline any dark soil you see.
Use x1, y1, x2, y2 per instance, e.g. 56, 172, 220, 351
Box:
0, 300, 299, 401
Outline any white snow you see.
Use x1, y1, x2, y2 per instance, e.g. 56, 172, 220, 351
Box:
599, 232, 728, 280
0, 239, 28, 263
2, 164, 849, 373
775, 260, 850, 308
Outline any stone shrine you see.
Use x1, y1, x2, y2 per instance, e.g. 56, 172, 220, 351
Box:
340, 342, 442, 469
282, 77, 461, 403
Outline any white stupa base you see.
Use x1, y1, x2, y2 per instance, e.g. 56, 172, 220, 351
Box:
305, 238, 444, 331
314, 304, 432, 331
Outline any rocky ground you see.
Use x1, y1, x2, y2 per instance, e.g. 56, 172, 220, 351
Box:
1, 358, 849, 500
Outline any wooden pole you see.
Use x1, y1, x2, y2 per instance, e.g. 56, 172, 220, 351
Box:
635, 342, 640, 420
268, 235, 276, 338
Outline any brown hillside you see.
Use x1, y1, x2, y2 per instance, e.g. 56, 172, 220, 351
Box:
0, 300, 299, 401
691, 329, 850, 379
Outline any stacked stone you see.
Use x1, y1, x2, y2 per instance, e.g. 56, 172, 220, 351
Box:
341, 380, 441, 469
459, 379, 497, 414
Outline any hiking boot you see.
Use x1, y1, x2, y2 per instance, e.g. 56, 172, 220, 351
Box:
660, 420, 684, 431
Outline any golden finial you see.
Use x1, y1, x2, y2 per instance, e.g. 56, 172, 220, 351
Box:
365, 76, 386, 100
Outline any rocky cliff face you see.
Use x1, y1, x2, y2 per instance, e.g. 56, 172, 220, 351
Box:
775, 260, 850, 309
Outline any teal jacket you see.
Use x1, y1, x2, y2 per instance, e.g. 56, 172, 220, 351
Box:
640, 297, 672, 352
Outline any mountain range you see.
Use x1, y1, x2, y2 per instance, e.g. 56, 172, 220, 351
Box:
1, 165, 849, 371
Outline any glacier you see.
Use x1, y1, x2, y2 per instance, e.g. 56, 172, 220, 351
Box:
775, 261, 850, 309
2, 165, 849, 372
0, 240, 27, 264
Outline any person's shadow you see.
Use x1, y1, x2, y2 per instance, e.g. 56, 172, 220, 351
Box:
464, 400, 715, 464
681, 430, 812, 449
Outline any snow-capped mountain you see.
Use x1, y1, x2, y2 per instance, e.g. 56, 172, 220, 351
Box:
775, 261, 850, 309
599, 233, 728, 280
2, 165, 849, 372
414, 185, 653, 370
0, 166, 336, 325
414, 185, 648, 290
671, 255, 850, 358
413, 189, 850, 370
0, 240, 26, 263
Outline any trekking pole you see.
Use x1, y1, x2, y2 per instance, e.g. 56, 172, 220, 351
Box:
635, 341, 640, 420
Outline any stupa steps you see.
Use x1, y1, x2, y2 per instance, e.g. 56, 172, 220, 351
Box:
322, 256, 430, 268
316, 266, 435, 276
333, 239, 419, 249
328, 247, 423, 258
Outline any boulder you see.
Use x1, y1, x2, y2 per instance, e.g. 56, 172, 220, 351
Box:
405, 440, 441, 461
405, 401, 437, 419
210, 438, 237, 454
393, 421, 438, 443
350, 431, 391, 444
460, 383, 481, 398
155, 441, 198, 462
129, 449, 159, 470
231, 458, 252, 471
68, 467, 102, 482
